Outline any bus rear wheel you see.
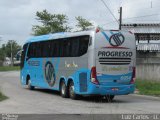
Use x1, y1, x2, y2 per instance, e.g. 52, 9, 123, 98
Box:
27, 79, 35, 90
105, 95, 115, 102
60, 81, 68, 98
69, 81, 78, 100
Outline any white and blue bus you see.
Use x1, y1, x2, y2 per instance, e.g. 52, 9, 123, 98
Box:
20, 29, 136, 100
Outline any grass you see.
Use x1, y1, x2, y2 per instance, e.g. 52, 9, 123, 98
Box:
135, 79, 160, 97
0, 91, 8, 101
0, 66, 20, 71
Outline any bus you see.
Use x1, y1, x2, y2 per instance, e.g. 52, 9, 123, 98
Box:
20, 28, 136, 100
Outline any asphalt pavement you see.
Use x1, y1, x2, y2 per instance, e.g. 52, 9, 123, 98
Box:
0, 71, 160, 114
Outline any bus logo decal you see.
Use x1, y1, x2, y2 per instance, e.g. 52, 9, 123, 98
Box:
109, 33, 125, 47
45, 61, 56, 87
101, 31, 110, 41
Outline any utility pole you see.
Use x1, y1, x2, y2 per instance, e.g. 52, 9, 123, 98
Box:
119, 7, 122, 30
9, 40, 13, 66
11, 41, 13, 66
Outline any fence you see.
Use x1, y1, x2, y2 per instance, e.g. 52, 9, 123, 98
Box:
136, 52, 160, 81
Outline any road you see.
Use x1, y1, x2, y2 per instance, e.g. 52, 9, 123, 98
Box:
0, 71, 160, 114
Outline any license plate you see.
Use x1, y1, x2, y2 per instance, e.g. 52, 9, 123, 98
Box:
111, 88, 119, 91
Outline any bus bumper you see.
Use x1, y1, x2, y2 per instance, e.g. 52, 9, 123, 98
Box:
79, 83, 135, 96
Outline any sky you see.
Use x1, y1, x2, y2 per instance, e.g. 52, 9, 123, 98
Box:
0, 0, 160, 46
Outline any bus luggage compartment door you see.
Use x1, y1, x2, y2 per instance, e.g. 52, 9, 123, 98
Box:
79, 72, 87, 92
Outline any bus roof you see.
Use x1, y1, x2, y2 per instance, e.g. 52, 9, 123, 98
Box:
25, 29, 132, 44
26, 31, 93, 43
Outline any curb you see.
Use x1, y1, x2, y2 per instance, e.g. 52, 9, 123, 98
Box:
130, 94, 160, 100
0, 70, 19, 73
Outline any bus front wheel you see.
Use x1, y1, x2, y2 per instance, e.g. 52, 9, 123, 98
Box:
69, 81, 78, 100
60, 81, 68, 98
27, 79, 35, 90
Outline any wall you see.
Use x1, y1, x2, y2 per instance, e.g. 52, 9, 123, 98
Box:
136, 51, 160, 81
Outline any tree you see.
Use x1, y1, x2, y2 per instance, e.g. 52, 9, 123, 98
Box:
32, 10, 71, 36
76, 16, 93, 31
0, 48, 5, 61
1, 40, 21, 60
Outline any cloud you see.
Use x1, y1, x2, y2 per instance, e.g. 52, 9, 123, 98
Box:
0, 0, 31, 8
0, 0, 159, 45
122, 0, 160, 23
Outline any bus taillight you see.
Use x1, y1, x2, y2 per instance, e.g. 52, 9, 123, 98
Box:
130, 67, 136, 84
91, 66, 99, 85
96, 28, 100, 33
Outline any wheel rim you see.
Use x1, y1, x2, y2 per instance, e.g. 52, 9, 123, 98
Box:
69, 83, 74, 97
61, 83, 65, 95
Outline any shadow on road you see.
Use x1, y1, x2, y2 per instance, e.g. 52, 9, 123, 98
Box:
31, 88, 60, 96
24, 88, 130, 103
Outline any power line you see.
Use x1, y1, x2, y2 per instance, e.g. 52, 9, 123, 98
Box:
100, 13, 160, 26
99, 0, 160, 27
122, 6, 159, 12
123, 0, 152, 5
100, 20, 118, 26
122, 0, 160, 11
100, 0, 119, 24
123, 13, 160, 20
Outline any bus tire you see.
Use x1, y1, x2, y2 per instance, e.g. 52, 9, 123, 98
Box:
105, 95, 115, 102
27, 79, 35, 90
69, 81, 78, 100
60, 81, 68, 98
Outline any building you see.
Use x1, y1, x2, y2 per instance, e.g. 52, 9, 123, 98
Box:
122, 23, 160, 81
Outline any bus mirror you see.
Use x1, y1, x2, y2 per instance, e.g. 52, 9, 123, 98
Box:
26, 56, 29, 61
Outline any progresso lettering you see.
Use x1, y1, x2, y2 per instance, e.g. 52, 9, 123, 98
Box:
28, 61, 40, 66
98, 51, 133, 57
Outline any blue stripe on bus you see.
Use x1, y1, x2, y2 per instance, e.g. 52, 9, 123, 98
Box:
101, 31, 110, 41
110, 31, 114, 35
97, 72, 132, 81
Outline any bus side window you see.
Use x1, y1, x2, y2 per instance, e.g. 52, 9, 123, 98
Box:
63, 39, 71, 57
40, 42, 44, 57
67, 40, 72, 57
78, 36, 89, 56
71, 37, 79, 57
59, 39, 64, 57
42, 41, 50, 57
50, 41, 54, 57
33, 43, 37, 57
35, 42, 41, 57
48, 41, 51, 57
21, 43, 28, 68
27, 43, 34, 59
51, 41, 60, 57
